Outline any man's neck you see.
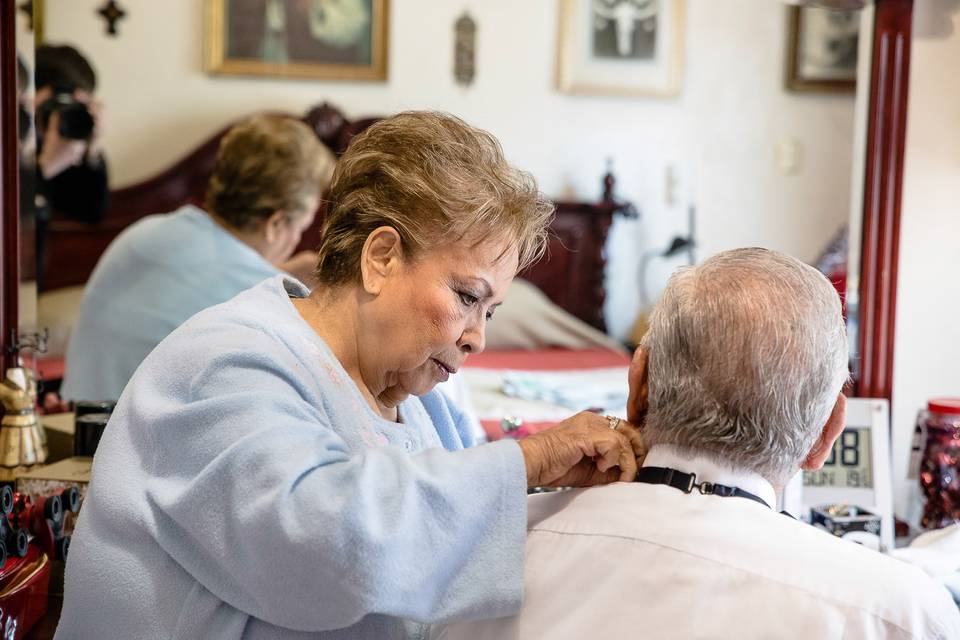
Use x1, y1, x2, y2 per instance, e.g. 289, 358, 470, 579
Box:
642, 444, 779, 509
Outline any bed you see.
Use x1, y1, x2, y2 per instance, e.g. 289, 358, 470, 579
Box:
37, 103, 639, 431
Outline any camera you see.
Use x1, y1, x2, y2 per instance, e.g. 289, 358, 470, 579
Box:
18, 104, 31, 143
36, 88, 95, 141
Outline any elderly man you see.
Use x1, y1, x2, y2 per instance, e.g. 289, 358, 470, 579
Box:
436, 248, 960, 639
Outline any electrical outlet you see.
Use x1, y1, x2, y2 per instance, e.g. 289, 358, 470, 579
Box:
775, 137, 803, 176
665, 164, 679, 206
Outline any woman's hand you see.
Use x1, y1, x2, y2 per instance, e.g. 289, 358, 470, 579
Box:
38, 112, 88, 179
516, 412, 645, 488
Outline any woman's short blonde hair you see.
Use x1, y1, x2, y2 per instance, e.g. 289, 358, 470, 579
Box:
205, 115, 334, 231
315, 111, 554, 286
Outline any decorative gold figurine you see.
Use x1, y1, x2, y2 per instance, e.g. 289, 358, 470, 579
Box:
0, 366, 48, 481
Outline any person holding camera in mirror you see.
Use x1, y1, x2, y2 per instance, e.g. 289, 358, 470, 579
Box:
17, 56, 34, 218
35, 44, 108, 226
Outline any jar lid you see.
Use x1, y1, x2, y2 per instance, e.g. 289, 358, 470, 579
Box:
74, 400, 116, 416
928, 398, 960, 415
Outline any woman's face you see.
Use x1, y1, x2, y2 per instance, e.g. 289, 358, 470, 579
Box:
362, 237, 517, 407
262, 196, 320, 263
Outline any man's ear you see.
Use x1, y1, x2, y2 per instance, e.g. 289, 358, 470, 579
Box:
627, 347, 649, 426
359, 226, 404, 296
801, 393, 847, 471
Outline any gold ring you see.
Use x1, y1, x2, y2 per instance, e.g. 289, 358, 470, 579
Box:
606, 415, 621, 430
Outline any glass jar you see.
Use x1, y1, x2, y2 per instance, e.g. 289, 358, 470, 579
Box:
919, 398, 960, 529
74, 412, 110, 457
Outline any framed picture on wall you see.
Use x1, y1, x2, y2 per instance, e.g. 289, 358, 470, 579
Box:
556, 0, 685, 97
786, 6, 859, 93
205, 0, 389, 81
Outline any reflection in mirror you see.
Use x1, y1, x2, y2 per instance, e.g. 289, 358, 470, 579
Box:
35, 0, 870, 394
843, 3, 876, 388
16, 0, 38, 367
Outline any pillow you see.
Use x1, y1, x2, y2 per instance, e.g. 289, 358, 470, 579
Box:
485, 279, 625, 352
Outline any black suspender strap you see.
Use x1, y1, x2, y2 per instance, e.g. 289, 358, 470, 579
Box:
635, 466, 772, 509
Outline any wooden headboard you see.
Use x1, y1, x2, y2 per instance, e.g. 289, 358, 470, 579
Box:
42, 103, 636, 333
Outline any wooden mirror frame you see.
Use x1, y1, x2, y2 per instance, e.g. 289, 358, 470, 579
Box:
855, 0, 913, 401
0, 0, 916, 399
1, 0, 19, 374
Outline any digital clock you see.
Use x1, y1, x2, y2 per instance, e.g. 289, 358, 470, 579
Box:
784, 398, 894, 551
805, 427, 873, 490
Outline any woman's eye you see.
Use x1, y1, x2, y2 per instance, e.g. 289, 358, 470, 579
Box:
458, 291, 479, 307
485, 309, 495, 322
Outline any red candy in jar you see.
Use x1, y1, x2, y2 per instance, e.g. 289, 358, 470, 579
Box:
919, 398, 960, 529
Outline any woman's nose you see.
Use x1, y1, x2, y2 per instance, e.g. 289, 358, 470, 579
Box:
459, 316, 486, 355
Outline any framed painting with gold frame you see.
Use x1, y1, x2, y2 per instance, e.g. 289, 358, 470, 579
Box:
205, 0, 389, 81
786, 6, 858, 93
556, 0, 685, 97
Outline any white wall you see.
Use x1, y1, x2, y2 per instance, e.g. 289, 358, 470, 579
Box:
890, 2, 960, 520
44, 0, 855, 340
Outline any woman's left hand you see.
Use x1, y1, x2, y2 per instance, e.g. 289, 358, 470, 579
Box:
516, 412, 645, 488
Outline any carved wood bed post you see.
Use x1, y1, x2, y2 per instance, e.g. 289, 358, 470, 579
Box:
856, 0, 913, 400
0, 0, 20, 373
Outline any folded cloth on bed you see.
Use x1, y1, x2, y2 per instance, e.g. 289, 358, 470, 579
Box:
501, 369, 628, 413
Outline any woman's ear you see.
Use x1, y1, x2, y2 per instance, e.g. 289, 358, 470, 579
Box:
360, 227, 404, 295
263, 211, 287, 246
627, 347, 650, 426
802, 393, 847, 471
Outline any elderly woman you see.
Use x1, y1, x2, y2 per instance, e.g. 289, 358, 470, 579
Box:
56, 112, 642, 640
61, 115, 333, 402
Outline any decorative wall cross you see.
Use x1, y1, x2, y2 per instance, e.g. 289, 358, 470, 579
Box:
96, 0, 127, 36
454, 13, 476, 87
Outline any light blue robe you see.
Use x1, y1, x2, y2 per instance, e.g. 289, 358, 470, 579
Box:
61, 205, 281, 402
56, 276, 527, 639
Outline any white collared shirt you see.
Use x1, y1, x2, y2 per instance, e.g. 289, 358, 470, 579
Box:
434, 445, 960, 640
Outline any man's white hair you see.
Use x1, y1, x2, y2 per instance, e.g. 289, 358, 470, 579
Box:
640, 248, 849, 485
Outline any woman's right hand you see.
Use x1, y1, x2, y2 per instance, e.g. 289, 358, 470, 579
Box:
516, 412, 644, 488
38, 112, 88, 179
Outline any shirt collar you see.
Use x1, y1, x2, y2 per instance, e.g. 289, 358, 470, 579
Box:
642, 444, 778, 509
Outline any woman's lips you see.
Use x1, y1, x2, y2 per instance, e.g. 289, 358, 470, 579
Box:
431, 358, 456, 381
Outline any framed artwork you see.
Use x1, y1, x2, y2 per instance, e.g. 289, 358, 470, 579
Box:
786, 6, 859, 93
205, 0, 389, 81
556, 0, 685, 97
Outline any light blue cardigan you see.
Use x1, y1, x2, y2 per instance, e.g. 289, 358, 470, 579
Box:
61, 205, 281, 402
56, 276, 527, 639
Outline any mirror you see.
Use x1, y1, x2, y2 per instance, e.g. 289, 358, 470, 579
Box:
843, 2, 874, 388
29, 0, 873, 390
15, 0, 38, 362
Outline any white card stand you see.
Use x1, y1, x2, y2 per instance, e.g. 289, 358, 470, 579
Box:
796, 398, 894, 551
